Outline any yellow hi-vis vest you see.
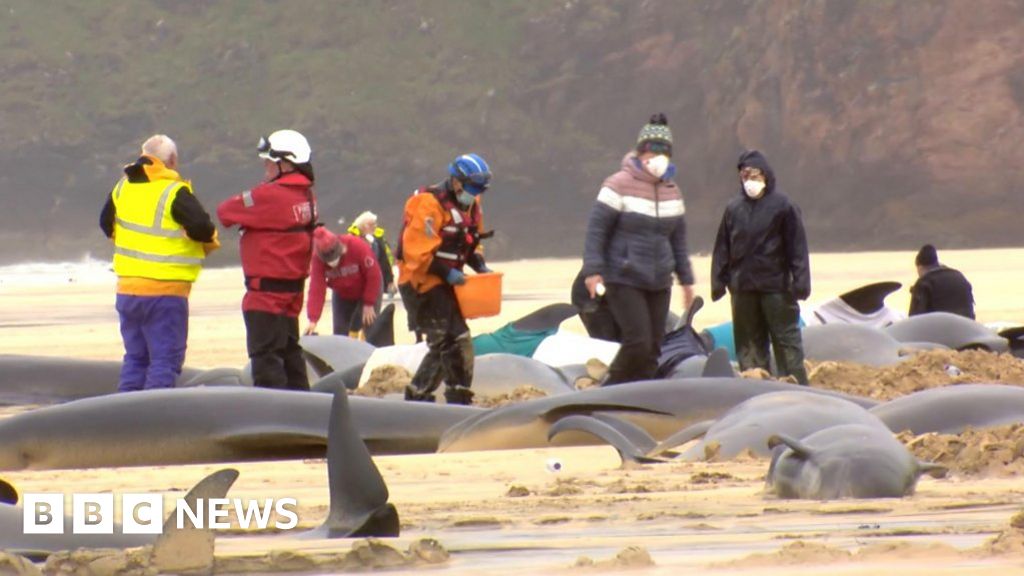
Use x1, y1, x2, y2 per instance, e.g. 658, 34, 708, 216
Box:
111, 178, 205, 282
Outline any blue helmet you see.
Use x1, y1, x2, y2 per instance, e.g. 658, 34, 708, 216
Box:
448, 153, 492, 195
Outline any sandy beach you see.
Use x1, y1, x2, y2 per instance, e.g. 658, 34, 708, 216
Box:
2, 250, 1024, 574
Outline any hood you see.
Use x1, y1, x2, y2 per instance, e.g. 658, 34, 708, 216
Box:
621, 152, 662, 184
736, 150, 776, 197
123, 155, 183, 184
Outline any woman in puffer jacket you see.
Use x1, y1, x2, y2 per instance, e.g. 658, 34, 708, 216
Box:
581, 113, 695, 385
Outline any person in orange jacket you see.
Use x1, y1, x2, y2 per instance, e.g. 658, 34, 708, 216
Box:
399, 153, 494, 405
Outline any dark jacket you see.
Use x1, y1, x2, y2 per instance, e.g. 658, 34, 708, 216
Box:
711, 150, 810, 301
366, 236, 394, 287
582, 153, 694, 291
909, 265, 975, 319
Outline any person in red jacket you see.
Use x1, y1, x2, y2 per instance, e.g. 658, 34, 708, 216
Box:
305, 226, 382, 337
217, 129, 318, 391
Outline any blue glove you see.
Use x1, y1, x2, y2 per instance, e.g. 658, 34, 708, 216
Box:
662, 163, 677, 181
445, 268, 467, 286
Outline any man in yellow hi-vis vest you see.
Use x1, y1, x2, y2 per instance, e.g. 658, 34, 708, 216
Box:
99, 135, 219, 391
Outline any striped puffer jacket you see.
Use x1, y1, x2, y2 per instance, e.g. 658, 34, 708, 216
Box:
582, 152, 694, 291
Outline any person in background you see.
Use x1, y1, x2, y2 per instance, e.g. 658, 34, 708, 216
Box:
217, 129, 317, 391
711, 149, 811, 385
400, 153, 494, 405
582, 113, 695, 385
909, 244, 975, 319
345, 210, 393, 332
100, 134, 219, 392
305, 226, 381, 337
347, 210, 396, 302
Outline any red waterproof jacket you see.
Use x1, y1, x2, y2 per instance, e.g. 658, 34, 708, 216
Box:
306, 234, 382, 323
218, 172, 317, 316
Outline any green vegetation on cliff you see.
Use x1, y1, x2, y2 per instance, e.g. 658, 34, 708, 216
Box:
2, 0, 1022, 263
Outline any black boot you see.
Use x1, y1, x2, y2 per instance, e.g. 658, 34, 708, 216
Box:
404, 384, 436, 402
443, 385, 474, 406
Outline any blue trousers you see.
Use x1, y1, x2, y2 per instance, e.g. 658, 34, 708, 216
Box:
116, 294, 188, 392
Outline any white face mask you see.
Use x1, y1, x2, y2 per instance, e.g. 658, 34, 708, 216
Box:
326, 257, 341, 268
743, 179, 766, 199
644, 154, 670, 179
456, 190, 475, 207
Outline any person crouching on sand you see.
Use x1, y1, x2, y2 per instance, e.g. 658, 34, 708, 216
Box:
305, 226, 381, 338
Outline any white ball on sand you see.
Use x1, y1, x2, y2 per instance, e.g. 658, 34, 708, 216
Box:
545, 458, 563, 473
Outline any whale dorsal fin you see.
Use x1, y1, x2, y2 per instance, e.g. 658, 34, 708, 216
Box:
701, 348, 734, 378
313, 387, 399, 538
152, 468, 239, 574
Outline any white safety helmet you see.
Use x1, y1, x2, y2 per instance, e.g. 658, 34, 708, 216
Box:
257, 129, 312, 164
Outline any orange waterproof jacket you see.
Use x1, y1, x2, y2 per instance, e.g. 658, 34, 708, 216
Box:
398, 185, 484, 294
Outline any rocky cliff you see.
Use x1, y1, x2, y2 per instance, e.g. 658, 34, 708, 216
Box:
1, 0, 1020, 264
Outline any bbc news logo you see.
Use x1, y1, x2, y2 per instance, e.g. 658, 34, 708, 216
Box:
23, 494, 299, 534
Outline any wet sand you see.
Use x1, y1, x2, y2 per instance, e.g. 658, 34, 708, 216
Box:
2, 250, 1024, 574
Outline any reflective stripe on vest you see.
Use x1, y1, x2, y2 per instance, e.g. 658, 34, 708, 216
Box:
114, 181, 182, 238
114, 246, 203, 265
111, 178, 205, 282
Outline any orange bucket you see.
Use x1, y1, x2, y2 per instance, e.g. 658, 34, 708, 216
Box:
454, 272, 503, 319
